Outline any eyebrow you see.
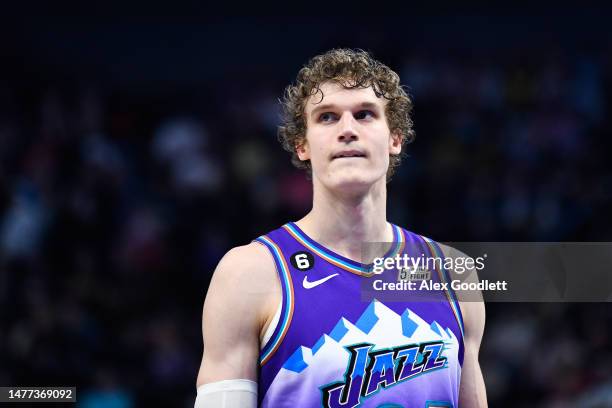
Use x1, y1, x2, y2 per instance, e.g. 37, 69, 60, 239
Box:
310, 101, 381, 119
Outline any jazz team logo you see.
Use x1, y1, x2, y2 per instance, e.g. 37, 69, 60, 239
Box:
320, 341, 448, 408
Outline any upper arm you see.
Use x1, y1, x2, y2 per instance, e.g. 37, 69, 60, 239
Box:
458, 299, 487, 407
438, 243, 488, 407
196, 242, 278, 387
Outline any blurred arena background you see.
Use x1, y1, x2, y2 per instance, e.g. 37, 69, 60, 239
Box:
1, 11, 611, 407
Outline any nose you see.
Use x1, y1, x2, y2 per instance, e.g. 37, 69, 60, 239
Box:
337, 112, 359, 143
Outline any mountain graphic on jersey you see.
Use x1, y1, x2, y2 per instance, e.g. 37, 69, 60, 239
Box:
261, 299, 461, 408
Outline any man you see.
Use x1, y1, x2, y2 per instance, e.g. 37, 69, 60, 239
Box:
195, 49, 487, 407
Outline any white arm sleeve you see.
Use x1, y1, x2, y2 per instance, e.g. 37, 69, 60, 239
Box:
194, 379, 257, 408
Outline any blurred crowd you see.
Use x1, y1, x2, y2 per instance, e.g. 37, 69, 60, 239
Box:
1, 44, 611, 407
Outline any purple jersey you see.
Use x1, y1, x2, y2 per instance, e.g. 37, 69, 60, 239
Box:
254, 222, 465, 408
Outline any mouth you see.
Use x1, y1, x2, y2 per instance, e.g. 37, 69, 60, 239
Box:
331, 150, 367, 160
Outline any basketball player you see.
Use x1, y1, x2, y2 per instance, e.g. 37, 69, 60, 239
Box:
194, 49, 487, 407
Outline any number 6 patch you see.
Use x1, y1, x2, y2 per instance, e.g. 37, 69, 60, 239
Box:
290, 251, 315, 271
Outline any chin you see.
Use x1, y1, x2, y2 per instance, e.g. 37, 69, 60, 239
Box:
326, 171, 383, 193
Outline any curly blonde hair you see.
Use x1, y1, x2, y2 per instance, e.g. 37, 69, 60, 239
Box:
278, 48, 415, 179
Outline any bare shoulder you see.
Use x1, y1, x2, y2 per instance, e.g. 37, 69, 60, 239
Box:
210, 242, 279, 290
204, 241, 281, 337
436, 243, 482, 291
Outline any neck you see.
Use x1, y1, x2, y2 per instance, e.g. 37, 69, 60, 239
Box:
296, 178, 392, 263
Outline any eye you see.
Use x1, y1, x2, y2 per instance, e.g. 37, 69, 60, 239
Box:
354, 110, 376, 120
319, 112, 338, 122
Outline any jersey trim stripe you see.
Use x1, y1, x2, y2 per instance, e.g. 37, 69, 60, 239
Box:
254, 236, 295, 365
282, 223, 406, 276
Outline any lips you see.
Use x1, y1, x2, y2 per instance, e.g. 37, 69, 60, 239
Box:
331, 150, 367, 159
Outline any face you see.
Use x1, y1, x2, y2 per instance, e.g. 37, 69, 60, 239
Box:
297, 81, 402, 193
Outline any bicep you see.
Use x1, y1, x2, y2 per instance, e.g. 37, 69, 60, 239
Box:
458, 300, 488, 407
196, 248, 265, 386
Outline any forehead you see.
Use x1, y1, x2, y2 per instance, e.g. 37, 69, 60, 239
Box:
305, 82, 386, 114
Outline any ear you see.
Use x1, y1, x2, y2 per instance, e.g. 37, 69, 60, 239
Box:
389, 130, 402, 155
296, 137, 310, 161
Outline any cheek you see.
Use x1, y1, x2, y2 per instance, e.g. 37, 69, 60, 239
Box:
379, 148, 391, 169
313, 146, 330, 169
306, 130, 329, 158
375, 133, 393, 159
